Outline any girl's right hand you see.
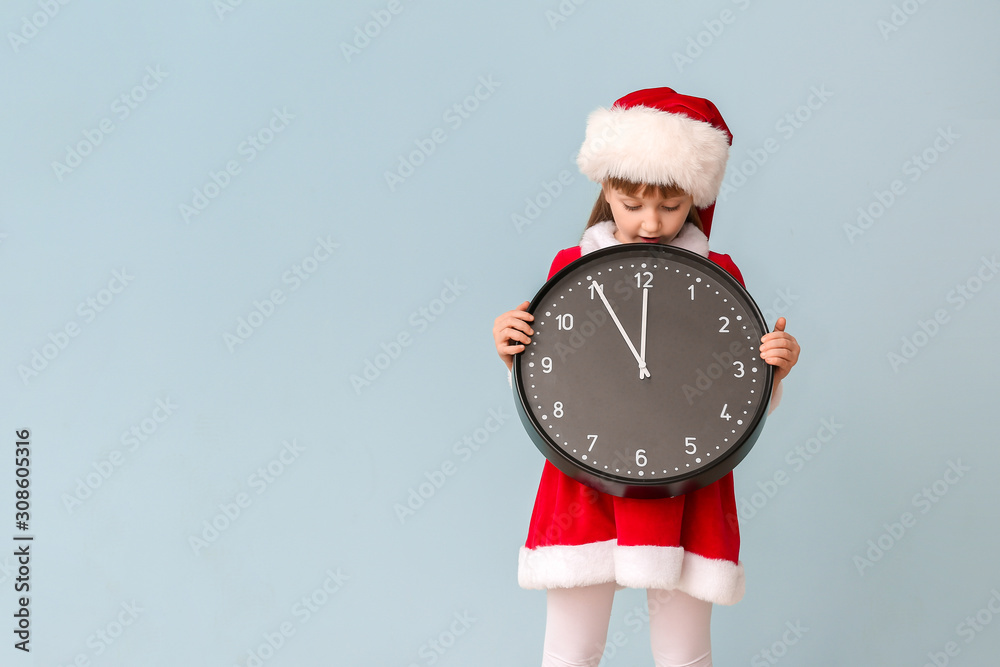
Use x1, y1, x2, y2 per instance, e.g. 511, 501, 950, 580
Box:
493, 301, 534, 371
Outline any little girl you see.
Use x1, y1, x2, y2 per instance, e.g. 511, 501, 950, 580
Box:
493, 88, 800, 667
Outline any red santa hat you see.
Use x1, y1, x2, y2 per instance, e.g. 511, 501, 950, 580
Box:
576, 87, 732, 238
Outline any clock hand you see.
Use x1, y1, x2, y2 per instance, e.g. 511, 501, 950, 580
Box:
590, 281, 650, 379
640, 287, 648, 367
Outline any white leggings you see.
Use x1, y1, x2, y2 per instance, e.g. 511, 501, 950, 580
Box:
541, 583, 712, 667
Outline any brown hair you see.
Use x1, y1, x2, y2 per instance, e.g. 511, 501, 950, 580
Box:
584, 176, 702, 232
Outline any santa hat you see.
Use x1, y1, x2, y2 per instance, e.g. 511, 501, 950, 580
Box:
576, 87, 732, 238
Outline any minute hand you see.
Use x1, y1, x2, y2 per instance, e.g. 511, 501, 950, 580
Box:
591, 281, 650, 379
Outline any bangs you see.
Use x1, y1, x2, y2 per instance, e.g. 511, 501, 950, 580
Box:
606, 176, 688, 200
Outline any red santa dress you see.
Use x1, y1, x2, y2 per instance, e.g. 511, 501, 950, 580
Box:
517, 219, 781, 606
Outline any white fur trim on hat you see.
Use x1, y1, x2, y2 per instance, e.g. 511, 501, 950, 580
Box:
577, 106, 730, 208
579, 221, 709, 258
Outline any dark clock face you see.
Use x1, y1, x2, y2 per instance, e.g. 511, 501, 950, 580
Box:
512, 244, 773, 498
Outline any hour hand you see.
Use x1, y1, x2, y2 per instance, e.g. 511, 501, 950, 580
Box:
590, 281, 650, 379
640, 287, 648, 369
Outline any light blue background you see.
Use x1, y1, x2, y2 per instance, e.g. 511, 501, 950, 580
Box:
2, 1, 999, 665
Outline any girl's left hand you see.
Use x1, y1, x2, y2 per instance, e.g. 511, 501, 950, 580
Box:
759, 317, 800, 384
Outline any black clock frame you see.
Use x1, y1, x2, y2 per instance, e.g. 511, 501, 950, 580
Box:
512, 243, 773, 499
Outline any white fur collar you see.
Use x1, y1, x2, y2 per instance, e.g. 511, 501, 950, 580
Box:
579, 220, 710, 257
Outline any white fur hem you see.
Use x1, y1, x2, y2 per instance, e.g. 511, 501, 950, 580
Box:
519, 540, 617, 589
613, 545, 684, 590
676, 551, 745, 606
519, 542, 745, 605
579, 220, 709, 258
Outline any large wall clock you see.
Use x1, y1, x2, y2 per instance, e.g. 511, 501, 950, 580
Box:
512, 244, 773, 499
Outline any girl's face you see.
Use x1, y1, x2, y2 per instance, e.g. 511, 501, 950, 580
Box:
602, 183, 694, 245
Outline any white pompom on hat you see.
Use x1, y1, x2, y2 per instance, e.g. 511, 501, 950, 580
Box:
576, 88, 733, 238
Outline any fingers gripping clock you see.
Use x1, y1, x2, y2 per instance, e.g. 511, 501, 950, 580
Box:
512, 244, 773, 499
